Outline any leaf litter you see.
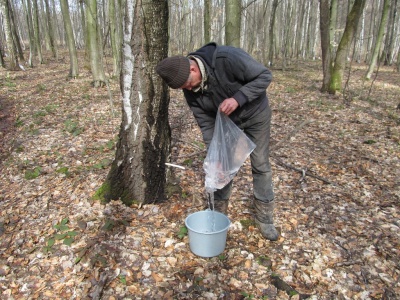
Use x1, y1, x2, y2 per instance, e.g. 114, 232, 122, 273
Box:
0, 54, 399, 299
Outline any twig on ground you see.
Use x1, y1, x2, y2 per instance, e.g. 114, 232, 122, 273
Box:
335, 260, 363, 267
272, 157, 333, 184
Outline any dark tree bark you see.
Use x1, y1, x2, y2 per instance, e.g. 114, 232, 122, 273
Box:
99, 0, 170, 205
0, 44, 5, 68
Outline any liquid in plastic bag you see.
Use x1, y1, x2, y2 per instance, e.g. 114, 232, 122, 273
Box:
204, 110, 256, 192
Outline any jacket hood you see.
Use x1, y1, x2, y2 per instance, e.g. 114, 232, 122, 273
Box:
188, 42, 217, 67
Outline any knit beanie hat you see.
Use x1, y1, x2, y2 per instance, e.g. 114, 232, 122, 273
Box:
156, 56, 190, 89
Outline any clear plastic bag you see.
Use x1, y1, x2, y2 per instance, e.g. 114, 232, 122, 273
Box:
204, 110, 256, 192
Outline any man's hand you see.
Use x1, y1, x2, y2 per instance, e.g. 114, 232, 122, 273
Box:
220, 98, 239, 115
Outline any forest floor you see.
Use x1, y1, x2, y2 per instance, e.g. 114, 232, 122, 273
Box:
0, 52, 399, 300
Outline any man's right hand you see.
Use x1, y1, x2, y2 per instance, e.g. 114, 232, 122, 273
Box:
220, 98, 239, 115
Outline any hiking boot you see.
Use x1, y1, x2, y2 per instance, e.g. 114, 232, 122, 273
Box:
254, 199, 279, 241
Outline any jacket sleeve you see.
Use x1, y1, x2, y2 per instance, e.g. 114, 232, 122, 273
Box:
184, 91, 216, 146
223, 49, 272, 107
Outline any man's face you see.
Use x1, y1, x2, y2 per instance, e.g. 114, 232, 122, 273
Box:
180, 63, 202, 90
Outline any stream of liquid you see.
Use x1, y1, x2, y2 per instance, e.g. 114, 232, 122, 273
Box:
207, 191, 217, 232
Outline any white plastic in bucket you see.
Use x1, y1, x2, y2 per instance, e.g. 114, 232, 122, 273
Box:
185, 210, 231, 257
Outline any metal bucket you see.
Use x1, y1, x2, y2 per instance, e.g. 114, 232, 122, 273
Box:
185, 210, 231, 257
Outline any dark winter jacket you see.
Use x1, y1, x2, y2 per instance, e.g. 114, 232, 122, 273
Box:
183, 42, 272, 144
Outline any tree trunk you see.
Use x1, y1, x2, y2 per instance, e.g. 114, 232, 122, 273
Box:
295, 0, 307, 59
0, 0, 19, 70
0, 46, 5, 68
109, 0, 121, 77
268, 0, 279, 66
85, 0, 107, 87
225, 0, 241, 47
44, 0, 58, 59
261, 0, 269, 65
99, 0, 170, 205
78, 0, 89, 62
282, 0, 293, 69
329, 0, 338, 54
365, 0, 390, 79
32, 0, 43, 64
23, 0, 35, 67
50, 0, 60, 47
40, 0, 51, 51
60, 0, 79, 78
8, 0, 25, 63
204, 0, 211, 43
381, 0, 397, 65
329, 0, 366, 94
320, 0, 332, 92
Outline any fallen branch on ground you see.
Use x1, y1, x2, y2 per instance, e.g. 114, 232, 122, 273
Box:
272, 156, 334, 185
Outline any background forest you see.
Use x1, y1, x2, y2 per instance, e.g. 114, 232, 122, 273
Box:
1, 0, 400, 77
0, 0, 400, 299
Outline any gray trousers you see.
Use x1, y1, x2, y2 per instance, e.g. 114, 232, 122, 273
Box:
214, 106, 274, 203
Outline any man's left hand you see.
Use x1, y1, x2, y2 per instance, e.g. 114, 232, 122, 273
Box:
220, 98, 239, 115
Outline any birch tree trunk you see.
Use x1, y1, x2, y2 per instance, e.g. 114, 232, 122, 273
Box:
329, 0, 366, 94
60, 0, 79, 78
365, 0, 390, 79
100, 0, 170, 205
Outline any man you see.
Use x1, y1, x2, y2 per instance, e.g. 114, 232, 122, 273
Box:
156, 42, 278, 241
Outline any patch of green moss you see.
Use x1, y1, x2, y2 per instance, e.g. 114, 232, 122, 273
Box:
120, 189, 135, 206
240, 219, 255, 229
92, 182, 111, 203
